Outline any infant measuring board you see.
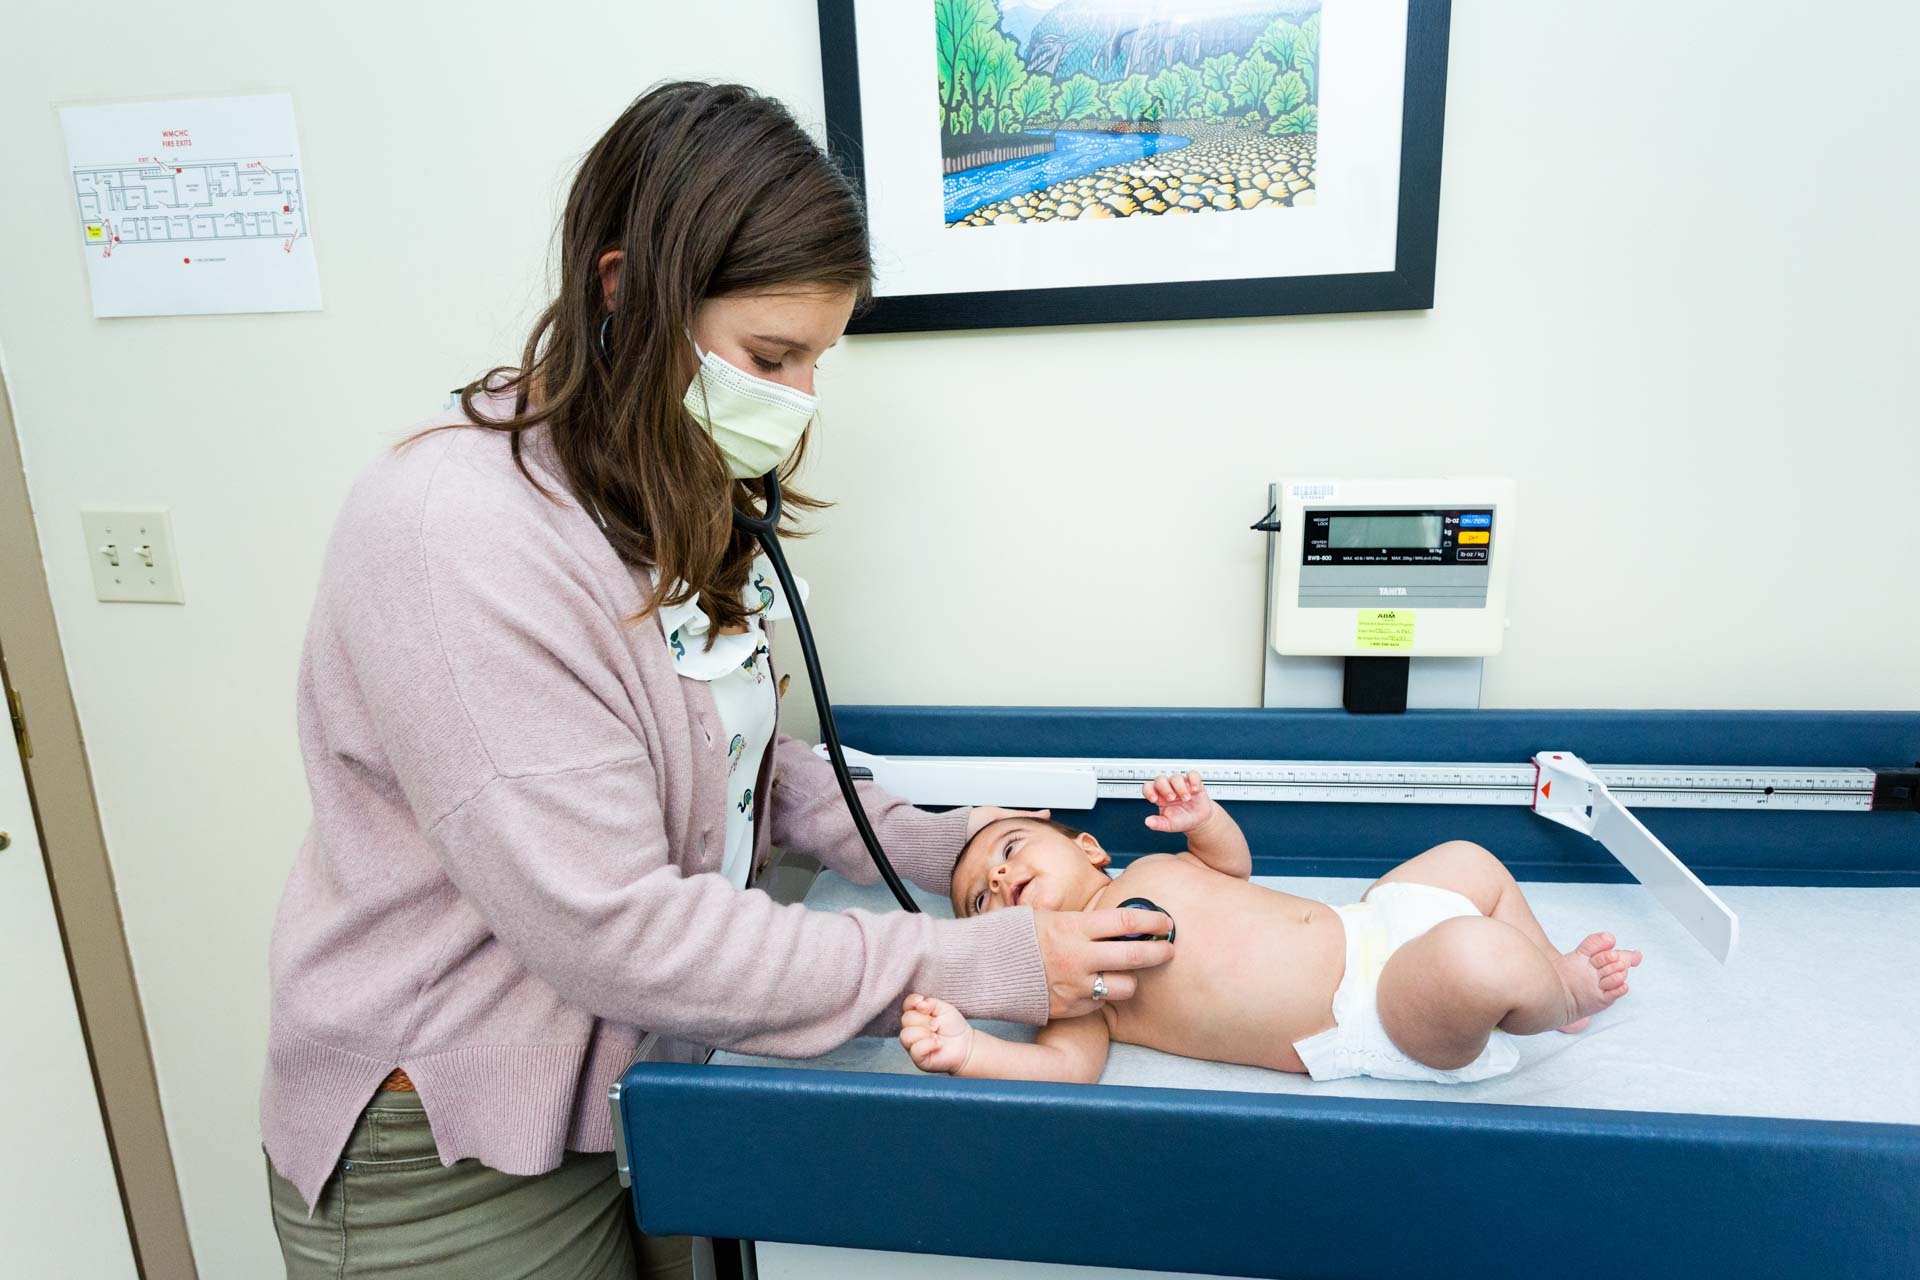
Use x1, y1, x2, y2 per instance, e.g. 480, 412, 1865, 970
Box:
830, 743, 1915, 964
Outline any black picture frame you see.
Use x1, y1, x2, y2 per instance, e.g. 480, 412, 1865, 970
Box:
817, 0, 1453, 334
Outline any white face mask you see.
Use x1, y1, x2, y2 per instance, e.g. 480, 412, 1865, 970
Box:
682, 341, 817, 480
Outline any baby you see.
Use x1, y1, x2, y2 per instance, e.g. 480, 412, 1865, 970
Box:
902, 773, 1642, 1084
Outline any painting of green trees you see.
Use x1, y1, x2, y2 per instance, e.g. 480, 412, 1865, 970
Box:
937, 1, 1324, 228
936, 0, 1322, 141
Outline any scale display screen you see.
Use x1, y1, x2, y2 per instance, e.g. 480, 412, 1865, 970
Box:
1328, 514, 1442, 549
1302, 507, 1494, 566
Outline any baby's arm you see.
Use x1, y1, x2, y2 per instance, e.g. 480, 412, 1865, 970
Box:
899, 994, 1109, 1084
1144, 772, 1251, 879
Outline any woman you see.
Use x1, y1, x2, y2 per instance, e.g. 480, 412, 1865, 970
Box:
261, 82, 1172, 1277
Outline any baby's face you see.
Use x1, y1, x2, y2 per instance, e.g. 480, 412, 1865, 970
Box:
950, 818, 1111, 918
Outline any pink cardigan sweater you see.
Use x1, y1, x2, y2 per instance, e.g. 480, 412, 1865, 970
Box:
262, 411, 1049, 1211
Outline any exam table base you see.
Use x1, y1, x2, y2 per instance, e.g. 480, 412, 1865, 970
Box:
756, 1244, 1248, 1280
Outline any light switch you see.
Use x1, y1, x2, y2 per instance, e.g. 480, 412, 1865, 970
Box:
81, 508, 184, 604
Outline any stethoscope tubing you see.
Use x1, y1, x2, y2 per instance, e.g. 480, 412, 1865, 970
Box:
735, 473, 921, 913
596, 314, 920, 913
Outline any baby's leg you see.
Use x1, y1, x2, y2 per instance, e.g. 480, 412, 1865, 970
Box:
1377, 917, 1637, 1068
1369, 840, 1642, 1034
1369, 840, 1556, 959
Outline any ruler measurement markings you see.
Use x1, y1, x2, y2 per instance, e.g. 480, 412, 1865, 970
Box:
894, 755, 1876, 812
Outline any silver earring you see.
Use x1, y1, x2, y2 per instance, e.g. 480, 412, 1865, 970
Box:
598, 313, 614, 362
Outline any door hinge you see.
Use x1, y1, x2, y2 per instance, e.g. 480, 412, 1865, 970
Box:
7, 687, 28, 759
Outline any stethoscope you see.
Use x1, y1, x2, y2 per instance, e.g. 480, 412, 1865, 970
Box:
730, 471, 923, 913
596, 312, 921, 911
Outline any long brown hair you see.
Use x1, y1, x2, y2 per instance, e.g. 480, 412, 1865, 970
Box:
456, 81, 871, 636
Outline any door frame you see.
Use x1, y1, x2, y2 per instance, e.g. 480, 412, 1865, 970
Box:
0, 361, 197, 1277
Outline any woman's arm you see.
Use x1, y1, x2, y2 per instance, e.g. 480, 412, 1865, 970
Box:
329, 455, 1052, 1056
424, 762, 1047, 1056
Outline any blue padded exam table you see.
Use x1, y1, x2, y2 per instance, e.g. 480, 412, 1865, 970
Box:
614, 708, 1920, 1280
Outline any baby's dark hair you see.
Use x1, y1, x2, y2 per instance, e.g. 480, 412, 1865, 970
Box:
954, 814, 1089, 875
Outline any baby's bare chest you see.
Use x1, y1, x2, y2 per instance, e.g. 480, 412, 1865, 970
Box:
1095, 859, 1347, 1063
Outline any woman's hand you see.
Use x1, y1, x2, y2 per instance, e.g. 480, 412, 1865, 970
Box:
966, 806, 1050, 841
1033, 906, 1175, 1019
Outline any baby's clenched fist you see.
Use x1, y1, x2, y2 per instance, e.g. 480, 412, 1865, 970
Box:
899, 993, 975, 1075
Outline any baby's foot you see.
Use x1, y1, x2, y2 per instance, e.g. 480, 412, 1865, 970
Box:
1554, 932, 1643, 1032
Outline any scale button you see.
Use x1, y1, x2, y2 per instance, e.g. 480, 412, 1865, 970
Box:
1460, 513, 1492, 529
1458, 530, 1490, 545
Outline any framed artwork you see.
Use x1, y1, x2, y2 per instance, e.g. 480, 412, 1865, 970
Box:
817, 0, 1452, 333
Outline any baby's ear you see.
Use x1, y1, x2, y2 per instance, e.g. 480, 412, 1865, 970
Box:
1076, 832, 1112, 869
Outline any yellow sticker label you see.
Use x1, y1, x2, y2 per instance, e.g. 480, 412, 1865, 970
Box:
1356, 609, 1416, 651
85, 223, 106, 241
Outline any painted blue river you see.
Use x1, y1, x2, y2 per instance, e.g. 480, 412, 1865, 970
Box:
943, 130, 1192, 222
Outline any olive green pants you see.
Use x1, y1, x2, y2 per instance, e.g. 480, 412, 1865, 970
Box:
266, 1090, 692, 1279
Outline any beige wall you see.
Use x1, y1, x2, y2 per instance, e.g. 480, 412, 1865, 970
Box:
2, 1, 1915, 1274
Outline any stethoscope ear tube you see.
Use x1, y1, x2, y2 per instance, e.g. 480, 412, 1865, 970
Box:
735, 472, 921, 913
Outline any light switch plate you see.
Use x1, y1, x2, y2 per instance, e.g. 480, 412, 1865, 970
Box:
81, 507, 185, 604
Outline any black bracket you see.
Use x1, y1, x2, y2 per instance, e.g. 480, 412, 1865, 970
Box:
1343, 656, 1411, 715
1872, 767, 1920, 812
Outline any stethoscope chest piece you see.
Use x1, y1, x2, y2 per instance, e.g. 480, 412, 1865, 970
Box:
1115, 896, 1176, 943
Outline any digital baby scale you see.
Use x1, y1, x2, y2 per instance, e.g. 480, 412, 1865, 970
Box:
1259, 478, 1516, 712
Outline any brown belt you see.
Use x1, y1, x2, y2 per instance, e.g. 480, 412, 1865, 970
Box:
380, 1068, 415, 1092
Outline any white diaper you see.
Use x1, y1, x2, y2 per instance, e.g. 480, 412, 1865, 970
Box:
1291, 881, 1520, 1085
